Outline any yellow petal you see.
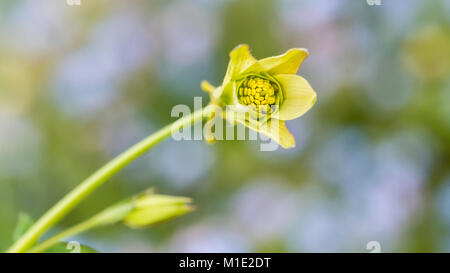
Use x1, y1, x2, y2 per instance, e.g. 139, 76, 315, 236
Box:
200, 80, 216, 93
242, 118, 296, 149
223, 44, 258, 83
274, 74, 316, 120
263, 119, 295, 148
258, 48, 309, 75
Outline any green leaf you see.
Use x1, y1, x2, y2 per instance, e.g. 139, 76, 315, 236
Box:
44, 242, 98, 253
13, 212, 34, 242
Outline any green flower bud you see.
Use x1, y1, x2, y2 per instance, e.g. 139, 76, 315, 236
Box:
124, 194, 193, 228
91, 191, 193, 228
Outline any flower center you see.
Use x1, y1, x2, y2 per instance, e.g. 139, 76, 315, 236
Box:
238, 76, 278, 111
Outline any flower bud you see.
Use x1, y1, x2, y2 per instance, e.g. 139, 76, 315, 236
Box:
92, 191, 193, 228
123, 194, 194, 228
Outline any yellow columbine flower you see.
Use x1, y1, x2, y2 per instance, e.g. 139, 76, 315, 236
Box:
202, 44, 317, 148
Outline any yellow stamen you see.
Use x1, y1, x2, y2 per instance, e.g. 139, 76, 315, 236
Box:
237, 76, 278, 114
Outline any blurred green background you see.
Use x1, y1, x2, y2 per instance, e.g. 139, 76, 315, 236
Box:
1, 0, 450, 252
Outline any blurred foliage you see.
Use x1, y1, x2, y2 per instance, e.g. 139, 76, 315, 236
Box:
0, 0, 449, 252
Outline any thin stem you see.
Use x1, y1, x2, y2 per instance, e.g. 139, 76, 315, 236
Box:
27, 217, 100, 253
8, 107, 208, 253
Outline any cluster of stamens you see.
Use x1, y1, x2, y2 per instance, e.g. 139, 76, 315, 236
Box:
238, 76, 278, 112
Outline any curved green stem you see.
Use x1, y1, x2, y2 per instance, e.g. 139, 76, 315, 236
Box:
8, 107, 209, 253
27, 216, 100, 253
